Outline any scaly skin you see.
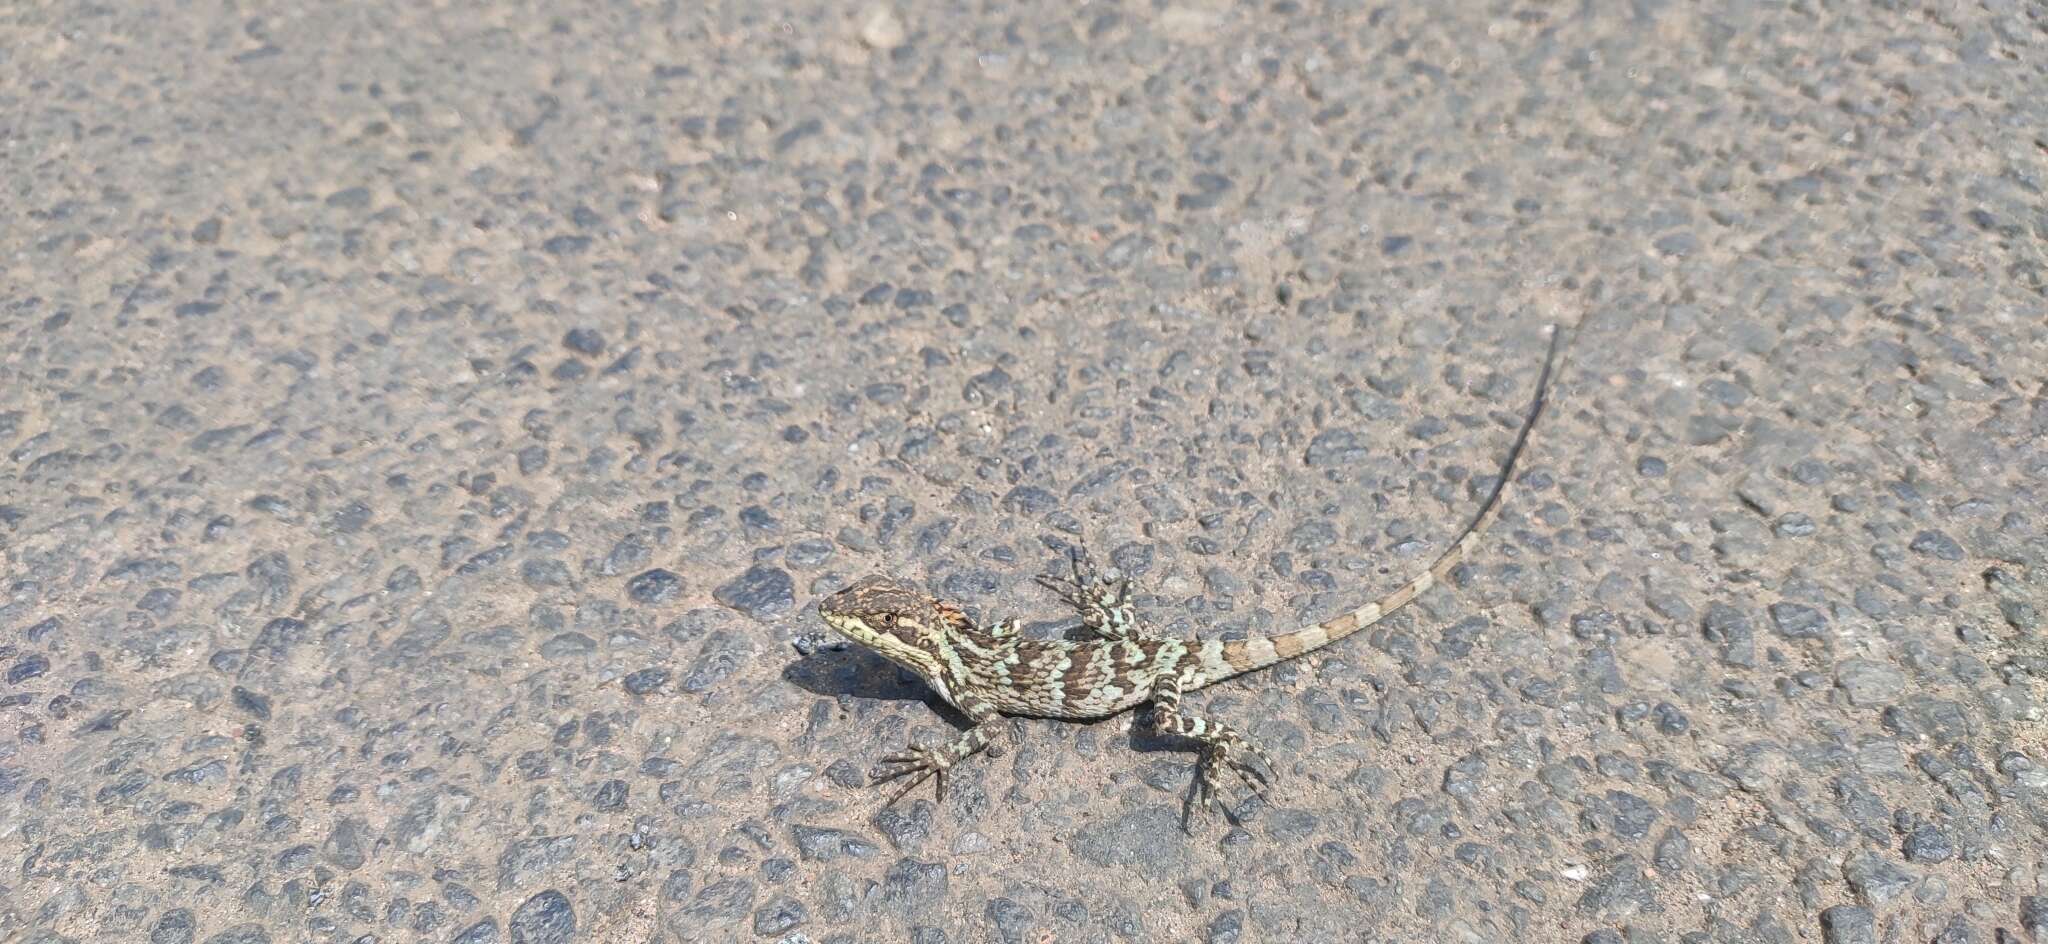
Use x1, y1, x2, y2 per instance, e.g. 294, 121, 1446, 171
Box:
817, 325, 1569, 821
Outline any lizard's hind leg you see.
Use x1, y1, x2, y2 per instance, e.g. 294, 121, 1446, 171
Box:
1037, 547, 1149, 640
1148, 675, 1276, 821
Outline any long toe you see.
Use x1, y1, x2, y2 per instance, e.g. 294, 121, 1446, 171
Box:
870, 763, 916, 784
871, 754, 915, 775
884, 770, 934, 807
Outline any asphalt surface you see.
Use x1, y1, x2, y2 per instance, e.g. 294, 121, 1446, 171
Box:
4, 1, 2047, 942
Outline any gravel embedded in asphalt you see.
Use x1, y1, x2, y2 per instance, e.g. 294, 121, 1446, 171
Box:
2, 2, 2045, 942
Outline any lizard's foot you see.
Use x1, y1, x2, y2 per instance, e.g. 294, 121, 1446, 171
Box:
870, 744, 952, 806
1192, 733, 1277, 818
1150, 676, 1278, 824
1037, 546, 1144, 640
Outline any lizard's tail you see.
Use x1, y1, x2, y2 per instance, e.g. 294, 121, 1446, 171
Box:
1210, 323, 1569, 681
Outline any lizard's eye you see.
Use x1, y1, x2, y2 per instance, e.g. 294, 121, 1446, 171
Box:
880, 613, 897, 627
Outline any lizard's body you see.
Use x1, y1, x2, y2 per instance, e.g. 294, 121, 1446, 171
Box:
927, 604, 1431, 720
818, 325, 1568, 817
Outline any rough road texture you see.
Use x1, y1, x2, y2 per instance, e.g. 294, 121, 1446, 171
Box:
3, 2, 2045, 943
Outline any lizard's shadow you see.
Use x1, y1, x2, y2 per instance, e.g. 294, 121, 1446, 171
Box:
781, 645, 974, 723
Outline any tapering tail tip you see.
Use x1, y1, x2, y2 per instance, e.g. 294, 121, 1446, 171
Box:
1542, 321, 1566, 370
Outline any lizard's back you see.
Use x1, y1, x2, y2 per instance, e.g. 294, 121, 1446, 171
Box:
978, 637, 1190, 719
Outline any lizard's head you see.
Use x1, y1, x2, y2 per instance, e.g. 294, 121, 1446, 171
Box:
816, 575, 951, 677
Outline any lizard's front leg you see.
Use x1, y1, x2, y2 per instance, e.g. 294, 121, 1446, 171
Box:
870, 697, 1004, 806
1148, 674, 1276, 820
1038, 547, 1150, 640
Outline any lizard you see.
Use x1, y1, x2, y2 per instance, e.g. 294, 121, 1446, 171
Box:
814, 324, 1569, 820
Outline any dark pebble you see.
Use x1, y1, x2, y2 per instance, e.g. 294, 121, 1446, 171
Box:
876, 802, 933, 851
1701, 603, 1757, 667
1652, 702, 1689, 735
152, 909, 197, 944
824, 760, 865, 789
1205, 909, 1244, 944
231, 686, 272, 720
1608, 790, 1659, 839
999, 485, 1058, 516
786, 538, 834, 567
324, 816, 369, 869
791, 824, 878, 862
1929, 915, 1975, 944
1576, 856, 1655, 919
1774, 513, 1816, 537
25, 616, 61, 643
539, 632, 596, 658
1902, 824, 1954, 863
684, 880, 754, 922
622, 668, 669, 695
591, 779, 627, 810
712, 565, 795, 619
2021, 896, 2047, 937
881, 859, 949, 905
1909, 530, 1965, 561
563, 328, 605, 355
7, 654, 48, 683
986, 897, 1034, 944
753, 896, 808, 936
1306, 430, 1368, 466
1768, 602, 1827, 640
627, 569, 685, 605
509, 889, 576, 944
1819, 905, 1876, 944
1652, 827, 1690, 872
1843, 854, 1914, 904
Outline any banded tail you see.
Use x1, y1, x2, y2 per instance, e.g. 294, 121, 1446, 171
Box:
1206, 324, 1569, 684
